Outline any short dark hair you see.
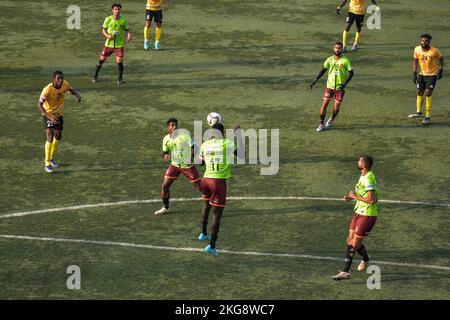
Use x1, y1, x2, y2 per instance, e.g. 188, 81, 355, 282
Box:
360, 155, 374, 169
212, 123, 225, 135
112, 3, 122, 9
334, 41, 343, 47
53, 70, 63, 78
420, 34, 432, 40
167, 118, 178, 126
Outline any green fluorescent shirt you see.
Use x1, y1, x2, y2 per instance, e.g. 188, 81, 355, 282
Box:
201, 138, 236, 179
162, 131, 195, 169
103, 15, 129, 48
323, 55, 352, 90
354, 170, 379, 217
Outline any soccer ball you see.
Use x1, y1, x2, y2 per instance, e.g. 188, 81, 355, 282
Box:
207, 112, 223, 126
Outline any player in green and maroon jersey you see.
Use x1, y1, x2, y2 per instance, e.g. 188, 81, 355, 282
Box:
332, 155, 379, 281
198, 123, 243, 257
154, 118, 201, 215
92, 3, 132, 85
310, 42, 354, 132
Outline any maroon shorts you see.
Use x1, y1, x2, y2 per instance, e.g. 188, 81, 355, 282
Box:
201, 178, 227, 207
164, 164, 200, 183
101, 46, 124, 58
349, 213, 377, 238
323, 88, 345, 102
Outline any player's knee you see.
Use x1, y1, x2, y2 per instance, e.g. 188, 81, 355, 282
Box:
425, 90, 433, 96
145, 21, 151, 27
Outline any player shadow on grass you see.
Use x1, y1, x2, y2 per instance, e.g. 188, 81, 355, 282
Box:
338, 122, 449, 130
54, 162, 166, 174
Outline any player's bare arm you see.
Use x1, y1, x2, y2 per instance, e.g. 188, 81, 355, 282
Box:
347, 190, 376, 204
162, 151, 171, 162
102, 28, 113, 40
125, 29, 132, 43
234, 124, 245, 160
413, 58, 419, 83
339, 69, 354, 90
336, 0, 348, 14
438, 56, 444, 79
310, 68, 327, 89
68, 88, 82, 103
37, 98, 56, 124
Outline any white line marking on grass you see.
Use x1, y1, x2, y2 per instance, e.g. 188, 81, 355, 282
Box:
1, 234, 449, 271
1, 196, 449, 219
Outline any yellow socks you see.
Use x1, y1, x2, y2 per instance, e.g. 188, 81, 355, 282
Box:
416, 95, 423, 113
354, 32, 361, 45
155, 27, 162, 42
45, 141, 52, 166
50, 138, 60, 161
343, 31, 349, 47
144, 26, 150, 41
425, 96, 432, 117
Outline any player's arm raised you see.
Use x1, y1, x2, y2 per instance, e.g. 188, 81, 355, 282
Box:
310, 67, 327, 89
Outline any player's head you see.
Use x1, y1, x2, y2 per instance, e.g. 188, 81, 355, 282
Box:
333, 42, 344, 57
358, 155, 373, 170
111, 3, 122, 15
167, 118, 178, 133
212, 123, 225, 136
420, 34, 432, 49
52, 70, 64, 89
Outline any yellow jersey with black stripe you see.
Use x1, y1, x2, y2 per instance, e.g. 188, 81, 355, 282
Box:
39, 80, 72, 116
349, 0, 366, 15
414, 46, 443, 76
146, 0, 164, 11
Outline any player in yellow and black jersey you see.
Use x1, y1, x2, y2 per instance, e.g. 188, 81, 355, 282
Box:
336, 0, 379, 52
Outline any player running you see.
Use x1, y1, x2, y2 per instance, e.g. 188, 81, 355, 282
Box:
37, 71, 81, 173
332, 155, 379, 281
310, 42, 354, 132
408, 34, 444, 125
336, 0, 379, 52
154, 118, 201, 215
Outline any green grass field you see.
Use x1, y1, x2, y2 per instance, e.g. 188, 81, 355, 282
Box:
0, 0, 449, 300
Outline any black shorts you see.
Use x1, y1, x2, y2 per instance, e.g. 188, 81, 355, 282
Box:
42, 115, 64, 130
346, 12, 365, 29
417, 75, 438, 91
146, 10, 163, 23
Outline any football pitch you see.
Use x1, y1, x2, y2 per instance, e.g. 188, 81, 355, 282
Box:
0, 0, 449, 300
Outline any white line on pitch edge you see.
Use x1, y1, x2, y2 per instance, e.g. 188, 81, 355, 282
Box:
0, 234, 449, 271
1, 196, 449, 219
